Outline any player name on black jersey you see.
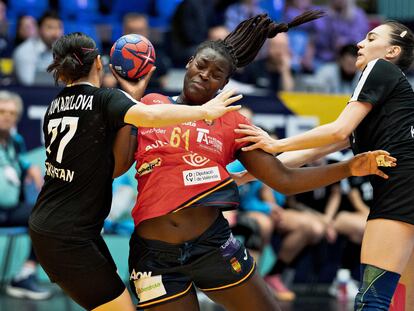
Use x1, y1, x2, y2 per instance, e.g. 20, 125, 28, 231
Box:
48, 94, 94, 116
45, 161, 74, 182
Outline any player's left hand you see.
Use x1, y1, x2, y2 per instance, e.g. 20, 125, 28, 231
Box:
235, 124, 278, 154
349, 150, 397, 179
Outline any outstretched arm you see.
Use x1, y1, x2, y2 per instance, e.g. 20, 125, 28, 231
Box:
237, 149, 395, 195
111, 65, 243, 128
231, 139, 350, 186
277, 139, 350, 168
235, 101, 372, 153
124, 89, 242, 128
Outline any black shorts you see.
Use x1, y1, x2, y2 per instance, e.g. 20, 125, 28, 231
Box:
29, 228, 125, 310
368, 168, 414, 225
128, 213, 256, 309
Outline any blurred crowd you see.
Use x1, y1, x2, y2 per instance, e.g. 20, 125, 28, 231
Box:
0, 0, 413, 93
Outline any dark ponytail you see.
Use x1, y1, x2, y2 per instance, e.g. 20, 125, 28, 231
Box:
198, 10, 324, 73
384, 21, 414, 71
47, 32, 99, 84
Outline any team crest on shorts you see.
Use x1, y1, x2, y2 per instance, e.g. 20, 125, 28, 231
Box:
230, 257, 242, 274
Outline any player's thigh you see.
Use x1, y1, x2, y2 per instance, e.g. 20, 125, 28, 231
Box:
203, 271, 280, 311
361, 218, 414, 274
92, 288, 135, 311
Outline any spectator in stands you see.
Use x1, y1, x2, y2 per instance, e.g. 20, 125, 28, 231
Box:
0, 0, 12, 57
232, 32, 295, 92
208, 25, 230, 41
228, 108, 337, 301
263, 175, 328, 301
0, 90, 51, 300
328, 172, 372, 300
14, 15, 38, 47
0, 0, 7, 38
170, 0, 216, 66
13, 11, 63, 86
225, 0, 265, 32
312, 44, 360, 94
283, 0, 322, 72
314, 0, 369, 65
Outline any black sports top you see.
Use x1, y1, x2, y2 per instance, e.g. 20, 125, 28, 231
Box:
29, 84, 136, 238
349, 58, 414, 169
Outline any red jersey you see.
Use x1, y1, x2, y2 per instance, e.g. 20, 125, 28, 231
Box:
132, 93, 251, 225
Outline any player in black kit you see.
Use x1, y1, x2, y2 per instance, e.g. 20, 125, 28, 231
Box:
28, 32, 242, 311
236, 21, 414, 310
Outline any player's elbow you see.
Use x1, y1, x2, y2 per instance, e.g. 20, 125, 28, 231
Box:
126, 105, 157, 127
329, 123, 350, 142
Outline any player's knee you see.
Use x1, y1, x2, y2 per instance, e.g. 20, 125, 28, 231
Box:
309, 221, 325, 241
354, 264, 400, 311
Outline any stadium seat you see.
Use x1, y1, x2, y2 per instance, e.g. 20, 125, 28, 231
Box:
111, 0, 151, 19
58, 0, 100, 22
64, 21, 102, 52
7, 0, 48, 19
0, 227, 28, 288
149, 0, 183, 30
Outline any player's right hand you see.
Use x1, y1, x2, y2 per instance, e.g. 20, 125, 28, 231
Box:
202, 89, 242, 121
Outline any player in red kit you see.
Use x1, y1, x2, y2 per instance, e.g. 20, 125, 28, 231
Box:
126, 12, 395, 311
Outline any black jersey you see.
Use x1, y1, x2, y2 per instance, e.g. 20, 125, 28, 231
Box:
349, 59, 414, 168
29, 83, 136, 238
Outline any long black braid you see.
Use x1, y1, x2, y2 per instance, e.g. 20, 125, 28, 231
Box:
195, 10, 325, 75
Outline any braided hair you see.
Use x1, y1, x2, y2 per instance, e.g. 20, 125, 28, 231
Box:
195, 10, 324, 76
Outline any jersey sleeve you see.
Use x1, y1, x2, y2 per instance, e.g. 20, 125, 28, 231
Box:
349, 59, 400, 107
101, 88, 137, 130
141, 93, 173, 105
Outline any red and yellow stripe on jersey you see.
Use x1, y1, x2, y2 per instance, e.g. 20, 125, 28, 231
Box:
131, 93, 251, 226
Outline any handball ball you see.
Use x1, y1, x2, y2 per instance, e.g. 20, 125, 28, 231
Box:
110, 34, 156, 80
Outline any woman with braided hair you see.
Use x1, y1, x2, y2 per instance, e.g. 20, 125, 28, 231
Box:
126, 11, 395, 311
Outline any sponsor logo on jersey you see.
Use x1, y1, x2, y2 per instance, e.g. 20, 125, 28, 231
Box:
137, 158, 162, 176
145, 140, 169, 151
182, 153, 210, 167
130, 270, 166, 303
140, 128, 166, 135
183, 166, 221, 186
230, 257, 242, 274
182, 121, 197, 127
196, 128, 223, 153
411, 126, 414, 138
